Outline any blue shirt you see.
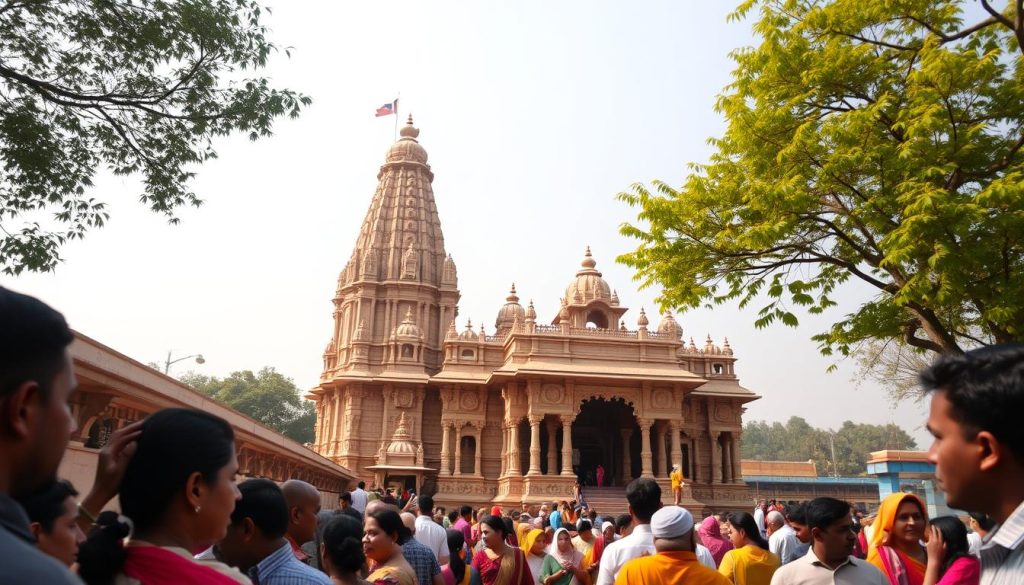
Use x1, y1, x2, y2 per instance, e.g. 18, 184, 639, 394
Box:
550, 510, 562, 530
248, 541, 331, 585
402, 537, 441, 585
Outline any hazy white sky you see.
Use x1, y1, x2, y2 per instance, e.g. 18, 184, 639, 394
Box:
6, 0, 933, 448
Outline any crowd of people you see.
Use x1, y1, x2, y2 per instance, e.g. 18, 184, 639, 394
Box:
2, 289, 1024, 584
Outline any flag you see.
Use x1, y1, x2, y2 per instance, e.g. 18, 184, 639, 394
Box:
375, 99, 398, 117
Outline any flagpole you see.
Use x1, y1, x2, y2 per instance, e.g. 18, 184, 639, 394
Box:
394, 92, 401, 141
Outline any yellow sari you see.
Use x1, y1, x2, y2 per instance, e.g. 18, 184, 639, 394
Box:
866, 493, 928, 585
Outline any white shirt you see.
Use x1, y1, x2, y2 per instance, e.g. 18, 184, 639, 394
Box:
969, 531, 984, 558
769, 524, 802, 565
981, 498, 1024, 585
769, 547, 886, 585
414, 515, 449, 563
594, 524, 716, 585
754, 508, 767, 538
350, 487, 368, 514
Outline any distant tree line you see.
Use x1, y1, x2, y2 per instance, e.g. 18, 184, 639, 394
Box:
180, 367, 316, 445
741, 416, 918, 477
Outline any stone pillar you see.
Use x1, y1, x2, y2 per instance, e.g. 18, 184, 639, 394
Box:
454, 426, 464, 477
639, 419, 654, 478
474, 427, 483, 476
508, 421, 521, 475
546, 419, 559, 475
500, 425, 507, 476
670, 422, 683, 478
561, 414, 575, 476
621, 429, 633, 482
723, 436, 733, 483
710, 431, 721, 484
654, 424, 666, 478
528, 415, 543, 476
440, 422, 451, 476
731, 435, 742, 483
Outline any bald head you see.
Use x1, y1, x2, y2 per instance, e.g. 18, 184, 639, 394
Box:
767, 510, 785, 530
401, 512, 417, 534
281, 480, 321, 544
281, 479, 320, 506
366, 499, 400, 516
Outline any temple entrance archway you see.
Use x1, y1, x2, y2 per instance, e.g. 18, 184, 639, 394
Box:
572, 397, 639, 487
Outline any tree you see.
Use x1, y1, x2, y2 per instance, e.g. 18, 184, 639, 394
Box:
741, 416, 917, 476
618, 0, 1024, 361
0, 1, 310, 275
181, 367, 316, 445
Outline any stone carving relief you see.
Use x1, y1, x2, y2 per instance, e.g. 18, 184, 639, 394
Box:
394, 388, 415, 408
652, 388, 672, 409
542, 383, 564, 405
459, 390, 480, 411
713, 403, 733, 423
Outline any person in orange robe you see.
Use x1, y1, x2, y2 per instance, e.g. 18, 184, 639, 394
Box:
615, 506, 731, 585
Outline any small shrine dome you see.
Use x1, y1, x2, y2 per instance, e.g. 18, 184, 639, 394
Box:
565, 247, 613, 305
495, 284, 525, 329
393, 309, 423, 340
458, 319, 479, 342
657, 312, 683, 339
386, 413, 417, 457
385, 115, 428, 164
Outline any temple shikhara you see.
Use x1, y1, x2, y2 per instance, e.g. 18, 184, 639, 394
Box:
310, 116, 759, 512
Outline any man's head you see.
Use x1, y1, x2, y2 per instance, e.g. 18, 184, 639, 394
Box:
969, 512, 996, 536
625, 478, 662, 524
401, 512, 416, 535
339, 491, 352, 509
357, 481, 365, 490
416, 494, 433, 516
804, 497, 855, 565
766, 510, 785, 535
16, 479, 85, 567
281, 479, 321, 545
615, 513, 633, 536
784, 504, 811, 544
577, 520, 593, 542
650, 506, 695, 552
217, 479, 289, 572
922, 344, 1024, 516
0, 288, 76, 496
459, 505, 473, 520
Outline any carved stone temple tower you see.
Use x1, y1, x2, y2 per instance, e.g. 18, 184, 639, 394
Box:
311, 116, 458, 483
312, 116, 760, 513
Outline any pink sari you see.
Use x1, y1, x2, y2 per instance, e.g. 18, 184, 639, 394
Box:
471, 546, 533, 585
123, 545, 245, 584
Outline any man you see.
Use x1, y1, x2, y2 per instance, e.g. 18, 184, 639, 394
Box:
15, 479, 85, 568
754, 499, 767, 539
337, 492, 362, 522
614, 513, 633, 538
783, 504, 812, 560
769, 497, 884, 585
217, 479, 331, 584
614, 506, 730, 585
0, 288, 141, 584
452, 505, 474, 548
922, 345, 1024, 585
596, 478, 715, 585
281, 479, 322, 563
350, 481, 369, 515
670, 464, 684, 505
968, 513, 996, 558
414, 494, 448, 565
400, 512, 444, 585
766, 510, 801, 565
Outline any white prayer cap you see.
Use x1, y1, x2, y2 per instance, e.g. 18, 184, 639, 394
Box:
601, 521, 614, 531
651, 506, 694, 539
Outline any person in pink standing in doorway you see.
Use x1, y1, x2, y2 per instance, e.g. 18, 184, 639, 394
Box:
596, 465, 605, 488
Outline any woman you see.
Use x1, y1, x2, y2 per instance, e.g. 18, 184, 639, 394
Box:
363, 509, 417, 585
923, 517, 979, 585
471, 514, 534, 585
443, 529, 481, 585
77, 408, 248, 585
540, 528, 590, 585
699, 515, 734, 567
521, 528, 549, 583
718, 512, 780, 585
322, 514, 371, 585
868, 493, 929, 585
473, 507, 491, 551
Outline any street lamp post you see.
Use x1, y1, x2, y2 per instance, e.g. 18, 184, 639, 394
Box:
164, 351, 205, 374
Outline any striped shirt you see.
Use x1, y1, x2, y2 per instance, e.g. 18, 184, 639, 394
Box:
248, 541, 332, 585
981, 499, 1024, 585
402, 537, 442, 585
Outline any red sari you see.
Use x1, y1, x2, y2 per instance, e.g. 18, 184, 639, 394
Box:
122, 545, 248, 584
471, 546, 534, 585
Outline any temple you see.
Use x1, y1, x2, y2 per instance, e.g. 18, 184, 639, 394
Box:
309, 116, 759, 512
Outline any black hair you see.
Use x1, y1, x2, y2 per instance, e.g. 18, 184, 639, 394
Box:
357, 481, 366, 489
0, 287, 73, 400
625, 478, 662, 523
502, 516, 515, 538
615, 513, 632, 531
447, 529, 468, 581
339, 492, 352, 503
78, 511, 132, 584
588, 510, 597, 520
728, 512, 770, 551
930, 516, 971, 577
78, 408, 235, 585
322, 514, 365, 574
460, 505, 473, 517
920, 343, 1024, 461
784, 503, 807, 525
578, 520, 592, 532
447, 510, 460, 523
368, 509, 411, 545
803, 497, 850, 532
418, 494, 434, 512
233, 479, 288, 538
16, 479, 78, 532
479, 514, 507, 539
969, 512, 996, 532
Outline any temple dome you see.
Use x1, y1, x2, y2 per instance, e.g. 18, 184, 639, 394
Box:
564, 247, 613, 305
495, 284, 525, 329
385, 413, 416, 457
458, 319, 479, 341
657, 312, 683, 339
385, 115, 428, 164
392, 309, 423, 340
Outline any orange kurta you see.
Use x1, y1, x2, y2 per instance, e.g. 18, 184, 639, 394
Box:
615, 551, 732, 585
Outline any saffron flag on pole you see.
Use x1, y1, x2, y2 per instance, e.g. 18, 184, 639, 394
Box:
375, 99, 398, 117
